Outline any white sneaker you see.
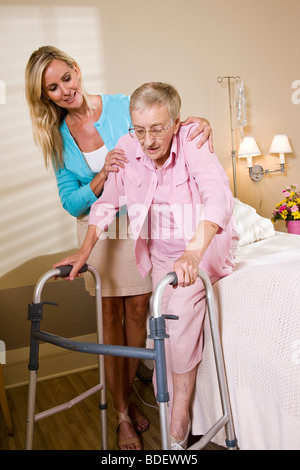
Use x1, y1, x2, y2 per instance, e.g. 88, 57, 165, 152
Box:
170, 421, 191, 450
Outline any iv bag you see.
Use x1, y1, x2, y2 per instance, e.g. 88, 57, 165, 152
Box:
235, 81, 247, 138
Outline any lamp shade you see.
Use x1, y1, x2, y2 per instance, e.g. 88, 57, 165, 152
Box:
238, 137, 261, 157
269, 134, 292, 154
238, 137, 261, 168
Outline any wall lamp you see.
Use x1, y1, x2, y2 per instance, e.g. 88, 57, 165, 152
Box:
238, 134, 292, 182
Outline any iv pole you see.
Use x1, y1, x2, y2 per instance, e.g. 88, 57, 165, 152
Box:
217, 76, 240, 198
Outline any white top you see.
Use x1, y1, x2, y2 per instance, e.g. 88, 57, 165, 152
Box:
82, 145, 108, 173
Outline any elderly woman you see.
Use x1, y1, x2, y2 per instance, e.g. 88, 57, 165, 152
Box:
25, 47, 213, 451
54, 82, 238, 450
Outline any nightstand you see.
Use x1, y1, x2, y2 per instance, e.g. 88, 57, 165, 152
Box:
0, 364, 13, 435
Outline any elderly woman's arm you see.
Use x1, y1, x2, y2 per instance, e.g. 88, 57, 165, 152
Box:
173, 124, 234, 287
173, 220, 219, 287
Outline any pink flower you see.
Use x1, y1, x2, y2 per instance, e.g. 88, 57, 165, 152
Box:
279, 204, 287, 212
282, 190, 290, 197
291, 205, 299, 212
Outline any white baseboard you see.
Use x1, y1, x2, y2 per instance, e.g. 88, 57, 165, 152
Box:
2, 333, 98, 389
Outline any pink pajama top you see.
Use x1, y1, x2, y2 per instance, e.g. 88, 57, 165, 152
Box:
89, 123, 239, 280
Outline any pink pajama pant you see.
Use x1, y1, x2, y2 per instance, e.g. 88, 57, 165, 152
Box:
150, 253, 207, 411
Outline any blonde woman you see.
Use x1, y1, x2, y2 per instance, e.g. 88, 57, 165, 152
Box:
25, 46, 213, 450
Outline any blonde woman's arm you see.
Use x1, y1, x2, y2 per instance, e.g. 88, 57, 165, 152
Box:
53, 224, 100, 281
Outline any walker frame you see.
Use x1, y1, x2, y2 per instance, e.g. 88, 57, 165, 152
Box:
25, 264, 237, 451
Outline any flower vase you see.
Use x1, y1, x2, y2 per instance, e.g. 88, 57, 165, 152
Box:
287, 220, 300, 235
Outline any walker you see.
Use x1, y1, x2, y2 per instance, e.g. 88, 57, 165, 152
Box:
25, 264, 170, 450
25, 265, 237, 450
152, 270, 238, 451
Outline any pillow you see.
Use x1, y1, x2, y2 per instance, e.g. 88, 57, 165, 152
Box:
233, 198, 275, 246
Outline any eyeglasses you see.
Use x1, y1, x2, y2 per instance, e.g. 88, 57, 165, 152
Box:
129, 121, 172, 140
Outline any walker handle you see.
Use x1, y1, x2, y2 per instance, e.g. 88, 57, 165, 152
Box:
167, 271, 178, 286
56, 264, 88, 278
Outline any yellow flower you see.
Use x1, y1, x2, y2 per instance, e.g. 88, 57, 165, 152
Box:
293, 211, 300, 220
273, 186, 300, 222
276, 200, 286, 208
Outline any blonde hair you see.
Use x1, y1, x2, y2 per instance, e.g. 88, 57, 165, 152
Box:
25, 46, 90, 169
129, 82, 181, 122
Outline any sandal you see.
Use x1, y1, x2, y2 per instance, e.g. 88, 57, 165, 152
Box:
128, 400, 149, 433
115, 408, 142, 450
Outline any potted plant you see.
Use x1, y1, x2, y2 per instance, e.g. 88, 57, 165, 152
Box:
271, 184, 300, 234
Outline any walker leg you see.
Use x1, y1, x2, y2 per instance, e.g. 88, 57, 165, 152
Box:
25, 370, 37, 450
90, 265, 108, 450
98, 353, 108, 449
159, 403, 170, 450
198, 270, 238, 450
162, 271, 238, 451
26, 300, 44, 450
149, 308, 172, 450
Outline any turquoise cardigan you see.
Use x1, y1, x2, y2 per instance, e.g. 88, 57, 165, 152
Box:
55, 94, 130, 217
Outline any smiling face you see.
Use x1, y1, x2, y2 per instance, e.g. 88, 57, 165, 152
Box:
42, 58, 83, 109
131, 104, 180, 169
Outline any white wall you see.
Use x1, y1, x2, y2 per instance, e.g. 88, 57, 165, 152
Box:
0, 1, 106, 276
0, 0, 299, 277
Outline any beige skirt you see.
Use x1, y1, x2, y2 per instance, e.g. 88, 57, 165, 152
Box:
77, 214, 152, 297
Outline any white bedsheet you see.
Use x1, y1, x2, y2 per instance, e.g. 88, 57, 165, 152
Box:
234, 231, 300, 272
191, 231, 300, 450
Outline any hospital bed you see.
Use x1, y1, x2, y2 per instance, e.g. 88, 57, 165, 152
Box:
191, 199, 300, 450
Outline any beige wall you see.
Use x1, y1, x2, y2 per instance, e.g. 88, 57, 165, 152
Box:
0, 0, 299, 279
